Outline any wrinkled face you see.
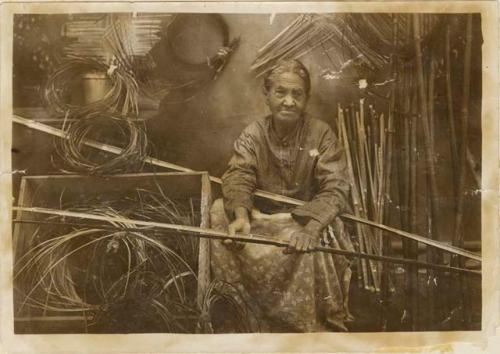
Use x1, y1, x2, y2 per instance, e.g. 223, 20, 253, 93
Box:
265, 72, 308, 126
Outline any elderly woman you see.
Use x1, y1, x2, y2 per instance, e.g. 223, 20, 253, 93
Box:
210, 59, 353, 332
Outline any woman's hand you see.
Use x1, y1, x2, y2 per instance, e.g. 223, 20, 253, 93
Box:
225, 207, 250, 251
285, 219, 322, 253
287, 230, 316, 252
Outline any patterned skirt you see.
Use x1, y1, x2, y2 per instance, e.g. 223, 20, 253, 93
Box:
208, 198, 353, 333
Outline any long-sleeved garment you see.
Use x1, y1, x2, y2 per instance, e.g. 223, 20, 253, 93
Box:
209, 114, 354, 332
221, 114, 350, 227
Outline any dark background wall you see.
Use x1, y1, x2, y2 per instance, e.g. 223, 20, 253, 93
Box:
147, 14, 357, 178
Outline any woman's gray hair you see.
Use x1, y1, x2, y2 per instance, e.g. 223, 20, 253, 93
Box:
263, 59, 311, 95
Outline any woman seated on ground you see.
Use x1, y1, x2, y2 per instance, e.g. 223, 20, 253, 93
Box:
210, 59, 354, 332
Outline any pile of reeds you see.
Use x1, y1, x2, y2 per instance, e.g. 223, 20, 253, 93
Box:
44, 56, 140, 118
47, 13, 239, 173
45, 15, 156, 173
14, 188, 196, 330
14, 185, 251, 333
55, 113, 149, 174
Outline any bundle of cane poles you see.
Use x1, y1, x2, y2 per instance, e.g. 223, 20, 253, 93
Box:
404, 13, 477, 330
334, 13, 479, 328
336, 101, 392, 291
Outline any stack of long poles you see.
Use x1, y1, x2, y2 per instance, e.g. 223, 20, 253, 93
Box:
413, 13, 440, 330
256, 12, 478, 331
394, 13, 475, 330
379, 14, 398, 331
398, 61, 431, 331
337, 98, 393, 292
453, 14, 474, 329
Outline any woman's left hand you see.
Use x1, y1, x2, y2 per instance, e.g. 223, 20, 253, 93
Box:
286, 229, 317, 253
284, 219, 322, 253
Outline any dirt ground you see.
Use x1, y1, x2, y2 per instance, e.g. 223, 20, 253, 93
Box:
347, 267, 481, 332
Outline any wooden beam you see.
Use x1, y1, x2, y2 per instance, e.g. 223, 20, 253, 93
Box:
196, 173, 212, 312
15, 316, 89, 322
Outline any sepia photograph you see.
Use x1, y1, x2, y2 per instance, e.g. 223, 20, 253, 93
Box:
1, 1, 498, 353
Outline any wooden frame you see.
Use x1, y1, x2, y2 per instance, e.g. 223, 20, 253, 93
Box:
13, 172, 212, 334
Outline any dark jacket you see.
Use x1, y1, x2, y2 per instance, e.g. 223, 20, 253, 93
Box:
222, 114, 350, 228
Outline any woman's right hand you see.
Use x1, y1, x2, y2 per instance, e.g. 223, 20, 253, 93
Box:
224, 207, 250, 251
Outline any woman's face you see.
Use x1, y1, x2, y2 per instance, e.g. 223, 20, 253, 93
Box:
265, 72, 308, 127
